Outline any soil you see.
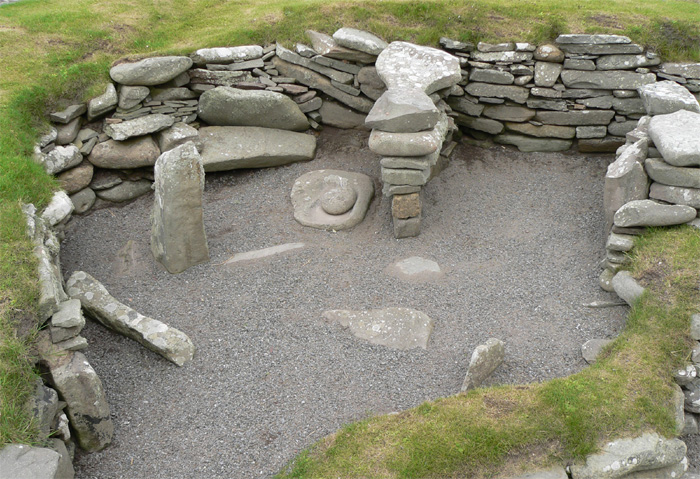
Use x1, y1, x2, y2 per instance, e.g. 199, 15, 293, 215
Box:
62, 128, 634, 478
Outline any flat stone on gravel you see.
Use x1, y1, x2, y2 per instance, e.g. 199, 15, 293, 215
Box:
322, 307, 434, 350
110, 56, 193, 86
461, 338, 505, 391
614, 199, 696, 227
67, 271, 195, 366
88, 136, 161, 169
638, 80, 700, 115
332, 27, 387, 55
649, 110, 700, 167
223, 243, 305, 264
198, 126, 316, 172
581, 338, 613, 364
390, 256, 443, 282
104, 114, 175, 141
197, 86, 309, 131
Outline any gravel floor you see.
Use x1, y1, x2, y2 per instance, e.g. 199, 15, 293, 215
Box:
62, 128, 632, 478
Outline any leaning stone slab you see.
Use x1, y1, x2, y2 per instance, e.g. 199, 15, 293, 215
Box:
197, 86, 308, 131
645, 158, 700, 189
25, 379, 59, 439
375, 41, 461, 95
110, 56, 193, 86
88, 136, 160, 169
650, 183, 700, 208
0, 444, 68, 479
603, 139, 649, 231
151, 142, 209, 274
306, 30, 376, 63
322, 307, 434, 350
494, 134, 571, 152
291, 169, 374, 231
649, 110, 700, 167
464, 82, 529, 104
560, 70, 656, 90
461, 338, 505, 391
275, 45, 354, 84
37, 331, 113, 452
67, 271, 195, 366
87, 83, 118, 121
190, 45, 263, 65
198, 126, 316, 172
638, 80, 700, 116
368, 115, 448, 156
614, 199, 696, 227
104, 114, 175, 141
612, 271, 645, 306
365, 90, 439, 133
42, 145, 83, 175
333, 27, 387, 55
569, 433, 686, 479
33, 241, 67, 321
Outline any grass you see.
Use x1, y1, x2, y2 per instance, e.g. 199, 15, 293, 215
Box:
1, 0, 700, 472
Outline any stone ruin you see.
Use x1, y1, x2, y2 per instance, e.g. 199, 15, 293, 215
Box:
11, 27, 700, 479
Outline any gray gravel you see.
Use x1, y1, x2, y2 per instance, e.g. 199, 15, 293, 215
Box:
62, 128, 630, 478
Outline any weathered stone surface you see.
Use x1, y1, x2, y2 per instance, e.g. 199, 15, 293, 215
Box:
375, 41, 461, 95
197, 86, 308, 131
455, 114, 504, 135
638, 80, 700, 116
658, 62, 700, 80
51, 298, 85, 330
95, 179, 152, 203
56, 117, 81, 145
104, 114, 175, 141
119, 85, 150, 109
477, 42, 515, 52
382, 167, 430, 186
581, 338, 613, 364
149, 87, 198, 102
569, 433, 686, 479
674, 364, 697, 387
649, 110, 700, 167
535, 110, 615, 126
155, 122, 200, 152
469, 69, 514, 85
508, 468, 568, 479
534, 44, 564, 62
503, 123, 574, 139
25, 379, 59, 438
318, 100, 367, 129
333, 27, 387, 55
275, 45, 354, 84
691, 313, 700, 341
535, 62, 563, 87
0, 444, 67, 479
578, 137, 626, 153
42, 191, 73, 227
312, 55, 362, 74
470, 51, 533, 63
390, 256, 443, 281
87, 83, 118, 121
57, 161, 93, 194
110, 56, 193, 86
650, 183, 700, 208
306, 30, 377, 63
494, 134, 572, 152
608, 121, 638, 137
88, 136, 160, 169
272, 57, 374, 113
291, 170, 374, 231
393, 215, 421, 238
686, 387, 700, 413
37, 332, 113, 452
190, 45, 262, 66
603, 139, 649, 230
447, 97, 485, 117
612, 98, 645, 116
599, 268, 615, 292
606, 232, 635, 252
464, 83, 529, 103
596, 54, 660, 71
67, 271, 195, 365
576, 126, 607, 139
461, 338, 505, 391
614, 199, 696, 227
391, 193, 421, 219
151, 142, 209, 274
483, 105, 535, 122
322, 308, 434, 350
439, 37, 475, 52
49, 104, 86, 124
369, 115, 448, 156
559, 43, 644, 55
43, 145, 83, 175
365, 90, 439, 133
611, 271, 645, 306
198, 126, 316, 172
560, 70, 656, 90
556, 34, 631, 44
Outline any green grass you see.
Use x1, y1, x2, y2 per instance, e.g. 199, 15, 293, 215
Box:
2, 0, 700, 470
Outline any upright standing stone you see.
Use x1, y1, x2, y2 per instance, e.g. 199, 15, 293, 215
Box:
603, 139, 649, 231
151, 142, 209, 274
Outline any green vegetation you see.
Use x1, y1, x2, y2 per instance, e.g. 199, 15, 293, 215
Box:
1, 0, 700, 474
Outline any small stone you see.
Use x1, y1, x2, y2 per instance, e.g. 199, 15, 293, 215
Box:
54, 335, 89, 351
674, 364, 698, 387
154, 122, 200, 152
534, 44, 564, 62
606, 232, 635, 252
87, 84, 118, 121
118, 85, 150, 109
599, 269, 615, 292
469, 69, 514, 85
56, 117, 82, 145
581, 338, 613, 364
393, 215, 421, 238
391, 256, 442, 280
477, 42, 515, 52
49, 104, 86, 124
56, 161, 93, 194
534, 61, 563, 87
41, 191, 73, 226
576, 126, 608, 139
461, 338, 505, 391
611, 270, 645, 306
392, 193, 421, 219
51, 298, 84, 329
190, 45, 263, 65
320, 182, 358, 215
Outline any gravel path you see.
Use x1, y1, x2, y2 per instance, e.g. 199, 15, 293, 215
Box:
62, 128, 630, 478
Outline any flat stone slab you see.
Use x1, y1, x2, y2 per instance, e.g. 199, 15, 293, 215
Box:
223, 243, 305, 264
198, 86, 308, 131
556, 34, 631, 44
365, 90, 439, 133
322, 307, 434, 350
190, 45, 263, 65
198, 126, 316, 172
461, 338, 505, 391
66, 271, 195, 366
648, 109, 700, 167
638, 80, 700, 116
110, 56, 193, 86
614, 199, 696, 227
387, 256, 443, 282
104, 114, 175, 141
560, 70, 656, 90
368, 114, 448, 156
650, 183, 700, 208
464, 82, 529, 104
306, 30, 377, 63
645, 158, 700, 189
375, 41, 461, 95
494, 133, 571, 152
332, 27, 387, 55
291, 169, 374, 231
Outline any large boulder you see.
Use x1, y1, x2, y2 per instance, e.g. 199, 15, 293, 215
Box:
638, 80, 700, 116
648, 109, 700, 167
66, 271, 195, 366
110, 56, 193, 86
197, 86, 308, 131
151, 142, 209, 274
88, 136, 160, 169
197, 126, 316, 172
